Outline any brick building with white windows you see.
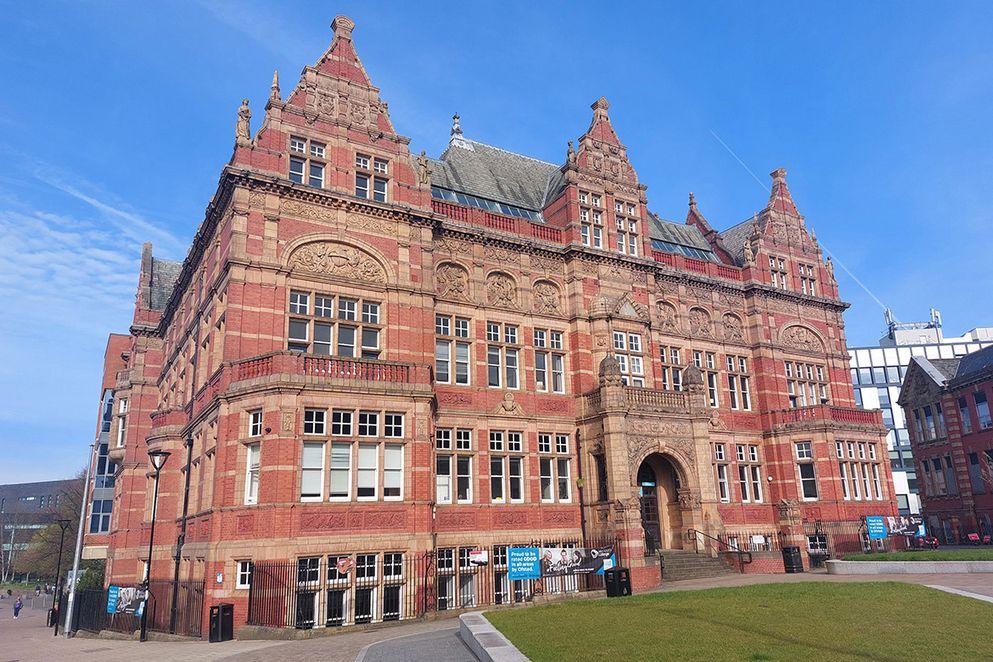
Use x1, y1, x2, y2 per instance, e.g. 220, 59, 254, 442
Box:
91, 15, 896, 634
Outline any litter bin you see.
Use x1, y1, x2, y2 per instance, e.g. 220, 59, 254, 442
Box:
209, 603, 234, 643
47, 608, 57, 627
782, 546, 804, 573
604, 567, 632, 597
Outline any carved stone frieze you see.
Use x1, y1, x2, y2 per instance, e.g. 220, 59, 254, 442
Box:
288, 242, 386, 284
483, 243, 519, 265
780, 325, 824, 352
439, 237, 473, 256
281, 199, 337, 223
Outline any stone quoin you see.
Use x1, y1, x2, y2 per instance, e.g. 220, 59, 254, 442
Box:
85, 14, 897, 633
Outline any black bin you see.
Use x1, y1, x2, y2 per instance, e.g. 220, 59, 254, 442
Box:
209, 603, 234, 643
47, 607, 58, 627
782, 546, 804, 573
604, 567, 632, 597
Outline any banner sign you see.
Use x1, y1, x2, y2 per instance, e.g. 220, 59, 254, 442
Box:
886, 515, 925, 537
106, 585, 145, 617
540, 546, 615, 577
507, 547, 541, 581
866, 516, 888, 540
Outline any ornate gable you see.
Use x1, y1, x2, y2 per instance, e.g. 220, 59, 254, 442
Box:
571, 97, 645, 200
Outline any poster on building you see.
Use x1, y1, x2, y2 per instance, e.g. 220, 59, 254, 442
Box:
468, 549, 489, 566
866, 516, 888, 540
106, 585, 145, 617
540, 546, 615, 576
887, 515, 925, 537
507, 547, 541, 580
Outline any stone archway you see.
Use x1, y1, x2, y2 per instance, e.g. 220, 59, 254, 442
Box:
636, 453, 685, 552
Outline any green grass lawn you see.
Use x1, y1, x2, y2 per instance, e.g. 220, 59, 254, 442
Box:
486, 582, 993, 661
842, 549, 993, 561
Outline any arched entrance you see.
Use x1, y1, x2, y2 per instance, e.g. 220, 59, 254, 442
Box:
637, 454, 684, 553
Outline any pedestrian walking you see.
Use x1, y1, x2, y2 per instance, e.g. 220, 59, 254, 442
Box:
13, 595, 23, 619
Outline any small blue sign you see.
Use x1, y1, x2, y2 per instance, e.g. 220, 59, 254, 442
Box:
106, 585, 120, 614
866, 516, 888, 540
507, 547, 541, 581
595, 554, 617, 575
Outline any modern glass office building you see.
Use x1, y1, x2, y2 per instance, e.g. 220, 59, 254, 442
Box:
849, 310, 993, 514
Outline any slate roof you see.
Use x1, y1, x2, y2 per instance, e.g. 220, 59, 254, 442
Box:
428, 138, 719, 261
149, 257, 182, 311
951, 344, 993, 385
718, 217, 755, 266
647, 212, 712, 251
428, 140, 561, 212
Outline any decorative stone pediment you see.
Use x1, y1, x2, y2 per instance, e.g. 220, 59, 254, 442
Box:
287, 241, 386, 284
780, 324, 824, 352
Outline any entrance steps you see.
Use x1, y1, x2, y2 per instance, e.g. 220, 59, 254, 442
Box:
660, 549, 737, 582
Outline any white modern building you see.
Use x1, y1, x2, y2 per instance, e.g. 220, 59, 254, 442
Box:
849, 309, 993, 514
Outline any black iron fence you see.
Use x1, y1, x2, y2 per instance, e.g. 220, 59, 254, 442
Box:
61, 580, 204, 638
802, 520, 906, 560
248, 535, 619, 630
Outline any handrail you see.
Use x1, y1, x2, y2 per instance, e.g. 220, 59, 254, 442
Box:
687, 528, 752, 572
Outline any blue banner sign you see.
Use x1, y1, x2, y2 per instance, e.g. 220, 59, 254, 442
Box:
507, 547, 541, 581
106, 585, 120, 614
866, 516, 888, 540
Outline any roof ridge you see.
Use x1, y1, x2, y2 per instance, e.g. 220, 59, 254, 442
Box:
466, 139, 559, 168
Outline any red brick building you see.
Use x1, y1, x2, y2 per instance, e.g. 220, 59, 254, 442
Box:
898, 346, 993, 542
90, 15, 895, 632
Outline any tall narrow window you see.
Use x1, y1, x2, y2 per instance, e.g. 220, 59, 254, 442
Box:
436, 315, 471, 385
245, 443, 260, 505
357, 443, 378, 499
329, 442, 351, 500
486, 323, 520, 389
384, 444, 403, 500
301, 442, 324, 501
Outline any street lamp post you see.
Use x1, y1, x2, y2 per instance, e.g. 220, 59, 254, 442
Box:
139, 449, 170, 643
52, 519, 71, 636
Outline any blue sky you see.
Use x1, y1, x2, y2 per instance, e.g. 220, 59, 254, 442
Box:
1, 1, 991, 483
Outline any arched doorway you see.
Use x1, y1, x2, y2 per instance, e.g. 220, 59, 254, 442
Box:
637, 454, 684, 553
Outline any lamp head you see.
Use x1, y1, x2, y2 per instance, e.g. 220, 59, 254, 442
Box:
148, 449, 171, 473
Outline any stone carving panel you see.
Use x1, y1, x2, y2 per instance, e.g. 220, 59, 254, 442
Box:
486, 272, 518, 308
656, 301, 678, 332
532, 280, 563, 315
688, 307, 714, 338
436, 262, 471, 301
780, 325, 824, 352
288, 242, 386, 284
722, 313, 745, 343
281, 199, 336, 223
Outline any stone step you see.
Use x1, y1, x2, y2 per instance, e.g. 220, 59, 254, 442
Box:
658, 551, 736, 581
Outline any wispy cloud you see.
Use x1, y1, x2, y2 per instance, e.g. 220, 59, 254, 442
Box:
195, 0, 314, 63
0, 156, 183, 435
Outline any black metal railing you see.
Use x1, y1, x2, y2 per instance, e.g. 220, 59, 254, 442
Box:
61, 580, 204, 638
247, 535, 620, 630
687, 528, 752, 571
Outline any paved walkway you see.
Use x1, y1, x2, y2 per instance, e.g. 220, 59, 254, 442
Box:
2, 571, 990, 662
